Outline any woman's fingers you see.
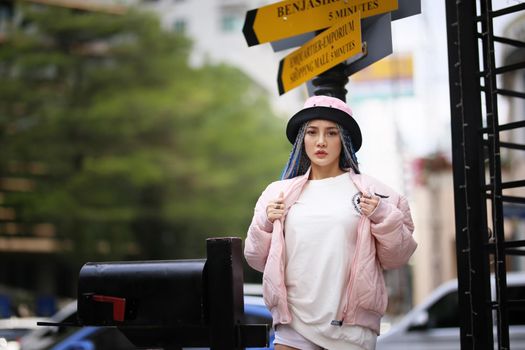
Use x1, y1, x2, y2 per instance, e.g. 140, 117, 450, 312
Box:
360, 195, 379, 216
267, 207, 284, 223
267, 194, 286, 223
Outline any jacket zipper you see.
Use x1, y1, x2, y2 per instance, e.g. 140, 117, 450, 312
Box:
333, 214, 366, 325
336, 173, 367, 324
279, 222, 291, 322
277, 195, 294, 323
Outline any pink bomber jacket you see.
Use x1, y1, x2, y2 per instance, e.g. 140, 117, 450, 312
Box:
244, 168, 417, 335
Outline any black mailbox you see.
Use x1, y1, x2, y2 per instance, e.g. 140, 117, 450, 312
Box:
78, 259, 207, 327
74, 237, 268, 350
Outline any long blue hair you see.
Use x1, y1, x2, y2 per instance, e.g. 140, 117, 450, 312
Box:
280, 122, 360, 180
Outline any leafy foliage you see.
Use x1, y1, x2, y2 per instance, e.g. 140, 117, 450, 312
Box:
0, 4, 289, 266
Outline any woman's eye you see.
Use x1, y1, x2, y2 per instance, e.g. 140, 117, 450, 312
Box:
328, 131, 339, 136
307, 130, 316, 135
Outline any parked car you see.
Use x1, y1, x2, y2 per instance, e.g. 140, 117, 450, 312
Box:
0, 317, 49, 350
20, 295, 274, 350
19, 302, 77, 350
376, 272, 525, 349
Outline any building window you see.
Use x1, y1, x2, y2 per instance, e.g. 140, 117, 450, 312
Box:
221, 14, 241, 32
173, 19, 186, 34
0, 2, 14, 35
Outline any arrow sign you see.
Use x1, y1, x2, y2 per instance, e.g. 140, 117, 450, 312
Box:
270, 0, 416, 52
243, 0, 397, 47
277, 12, 362, 95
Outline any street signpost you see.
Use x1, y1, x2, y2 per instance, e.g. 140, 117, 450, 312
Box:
277, 12, 362, 95
242, 0, 420, 96
270, 0, 420, 53
243, 0, 397, 47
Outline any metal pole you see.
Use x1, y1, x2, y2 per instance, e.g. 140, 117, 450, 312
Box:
445, 0, 494, 348
479, 0, 510, 348
311, 63, 349, 102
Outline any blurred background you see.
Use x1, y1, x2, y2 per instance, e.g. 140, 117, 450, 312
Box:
0, 0, 523, 335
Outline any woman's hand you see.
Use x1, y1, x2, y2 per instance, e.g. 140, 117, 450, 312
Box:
360, 194, 379, 217
266, 192, 285, 223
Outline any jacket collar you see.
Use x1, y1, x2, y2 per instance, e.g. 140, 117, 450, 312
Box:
284, 168, 367, 208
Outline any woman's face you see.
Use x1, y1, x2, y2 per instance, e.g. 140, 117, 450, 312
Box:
304, 119, 342, 171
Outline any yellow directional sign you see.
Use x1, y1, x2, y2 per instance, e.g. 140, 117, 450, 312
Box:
243, 0, 397, 46
277, 12, 362, 95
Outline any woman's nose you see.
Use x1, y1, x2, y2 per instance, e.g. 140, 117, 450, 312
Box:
317, 135, 326, 146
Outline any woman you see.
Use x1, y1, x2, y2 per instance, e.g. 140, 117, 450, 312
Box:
244, 95, 417, 350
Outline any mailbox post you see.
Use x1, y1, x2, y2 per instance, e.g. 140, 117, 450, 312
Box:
74, 237, 267, 350
206, 237, 244, 349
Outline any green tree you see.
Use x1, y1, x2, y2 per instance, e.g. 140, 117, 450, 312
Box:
0, 4, 289, 267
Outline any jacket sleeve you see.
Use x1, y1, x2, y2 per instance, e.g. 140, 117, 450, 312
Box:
244, 185, 275, 272
368, 194, 417, 270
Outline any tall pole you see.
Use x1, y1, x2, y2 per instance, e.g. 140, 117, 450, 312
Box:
311, 63, 349, 102
445, 0, 494, 348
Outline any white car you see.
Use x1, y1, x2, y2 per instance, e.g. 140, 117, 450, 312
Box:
0, 317, 49, 350
377, 272, 525, 349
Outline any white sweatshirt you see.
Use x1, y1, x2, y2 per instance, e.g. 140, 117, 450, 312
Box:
284, 173, 376, 350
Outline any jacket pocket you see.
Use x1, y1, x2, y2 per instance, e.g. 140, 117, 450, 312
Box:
355, 260, 387, 314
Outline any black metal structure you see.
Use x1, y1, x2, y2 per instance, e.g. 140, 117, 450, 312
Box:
446, 0, 525, 348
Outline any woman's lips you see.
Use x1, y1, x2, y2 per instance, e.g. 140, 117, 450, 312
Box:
315, 150, 327, 158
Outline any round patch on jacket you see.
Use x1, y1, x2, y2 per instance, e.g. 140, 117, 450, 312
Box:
352, 192, 363, 215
